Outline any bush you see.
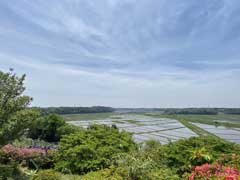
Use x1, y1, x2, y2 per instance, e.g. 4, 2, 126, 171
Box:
32, 169, 61, 180
113, 152, 179, 180
55, 125, 137, 174
0, 164, 15, 179
111, 136, 240, 178
1, 144, 56, 169
28, 114, 66, 142
0, 163, 27, 180
13, 137, 54, 148
189, 163, 240, 180
0, 149, 12, 164
81, 168, 124, 180
56, 124, 82, 138
161, 136, 240, 175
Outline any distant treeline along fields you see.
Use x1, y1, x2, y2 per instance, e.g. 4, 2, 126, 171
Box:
37, 107, 240, 115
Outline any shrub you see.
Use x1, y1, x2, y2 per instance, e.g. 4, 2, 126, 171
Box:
0, 163, 27, 180
113, 152, 179, 180
81, 168, 124, 180
56, 124, 82, 138
161, 136, 240, 175
1, 144, 56, 169
55, 125, 137, 174
0, 149, 12, 164
0, 164, 15, 179
189, 163, 240, 180
217, 154, 240, 170
2, 144, 46, 160
13, 137, 53, 148
28, 114, 66, 142
32, 169, 61, 180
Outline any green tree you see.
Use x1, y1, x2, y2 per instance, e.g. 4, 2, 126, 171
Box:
55, 125, 137, 174
0, 70, 39, 145
28, 114, 66, 142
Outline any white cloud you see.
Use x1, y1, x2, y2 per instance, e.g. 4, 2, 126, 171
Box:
0, 0, 240, 107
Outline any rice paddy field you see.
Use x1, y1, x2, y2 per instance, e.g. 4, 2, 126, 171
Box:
63, 113, 240, 144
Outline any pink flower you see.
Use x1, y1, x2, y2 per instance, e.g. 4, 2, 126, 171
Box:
189, 163, 240, 180
1, 144, 50, 160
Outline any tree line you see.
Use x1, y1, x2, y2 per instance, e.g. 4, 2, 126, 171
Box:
38, 106, 115, 115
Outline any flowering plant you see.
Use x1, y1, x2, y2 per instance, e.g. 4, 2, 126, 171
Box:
2, 144, 46, 160
1, 144, 56, 169
189, 163, 240, 180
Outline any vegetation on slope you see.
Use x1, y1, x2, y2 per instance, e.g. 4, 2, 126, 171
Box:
0, 70, 240, 180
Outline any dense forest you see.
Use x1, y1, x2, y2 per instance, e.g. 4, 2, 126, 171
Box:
0, 70, 240, 180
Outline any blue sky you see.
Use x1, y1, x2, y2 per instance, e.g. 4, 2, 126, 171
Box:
0, 0, 240, 107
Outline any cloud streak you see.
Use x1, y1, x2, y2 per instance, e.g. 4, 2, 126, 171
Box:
0, 0, 240, 107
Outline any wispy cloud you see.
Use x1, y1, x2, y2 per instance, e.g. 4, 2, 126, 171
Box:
0, 0, 240, 107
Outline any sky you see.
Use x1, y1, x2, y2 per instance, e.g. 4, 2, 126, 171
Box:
0, 0, 240, 108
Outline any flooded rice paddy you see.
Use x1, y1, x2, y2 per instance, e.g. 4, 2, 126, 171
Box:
68, 114, 198, 144
192, 123, 240, 144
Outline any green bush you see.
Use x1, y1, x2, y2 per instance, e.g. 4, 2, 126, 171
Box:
56, 124, 82, 138
162, 136, 240, 175
28, 114, 66, 142
27, 150, 56, 169
32, 170, 61, 180
55, 125, 137, 174
0, 149, 12, 164
113, 152, 179, 180
13, 137, 53, 147
0, 164, 14, 179
0, 164, 27, 180
81, 168, 124, 180
111, 136, 240, 179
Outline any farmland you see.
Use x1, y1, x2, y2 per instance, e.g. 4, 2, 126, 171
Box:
63, 113, 240, 144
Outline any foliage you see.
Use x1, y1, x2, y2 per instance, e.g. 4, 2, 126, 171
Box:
31, 169, 123, 180
0, 164, 15, 179
32, 169, 61, 180
13, 137, 54, 148
28, 114, 67, 142
189, 147, 212, 166
55, 125, 137, 174
1, 144, 56, 169
56, 124, 82, 138
0, 163, 28, 180
160, 136, 240, 175
0, 70, 40, 145
113, 153, 179, 180
108, 140, 180, 180
189, 163, 240, 180
215, 154, 240, 171
80, 168, 124, 180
